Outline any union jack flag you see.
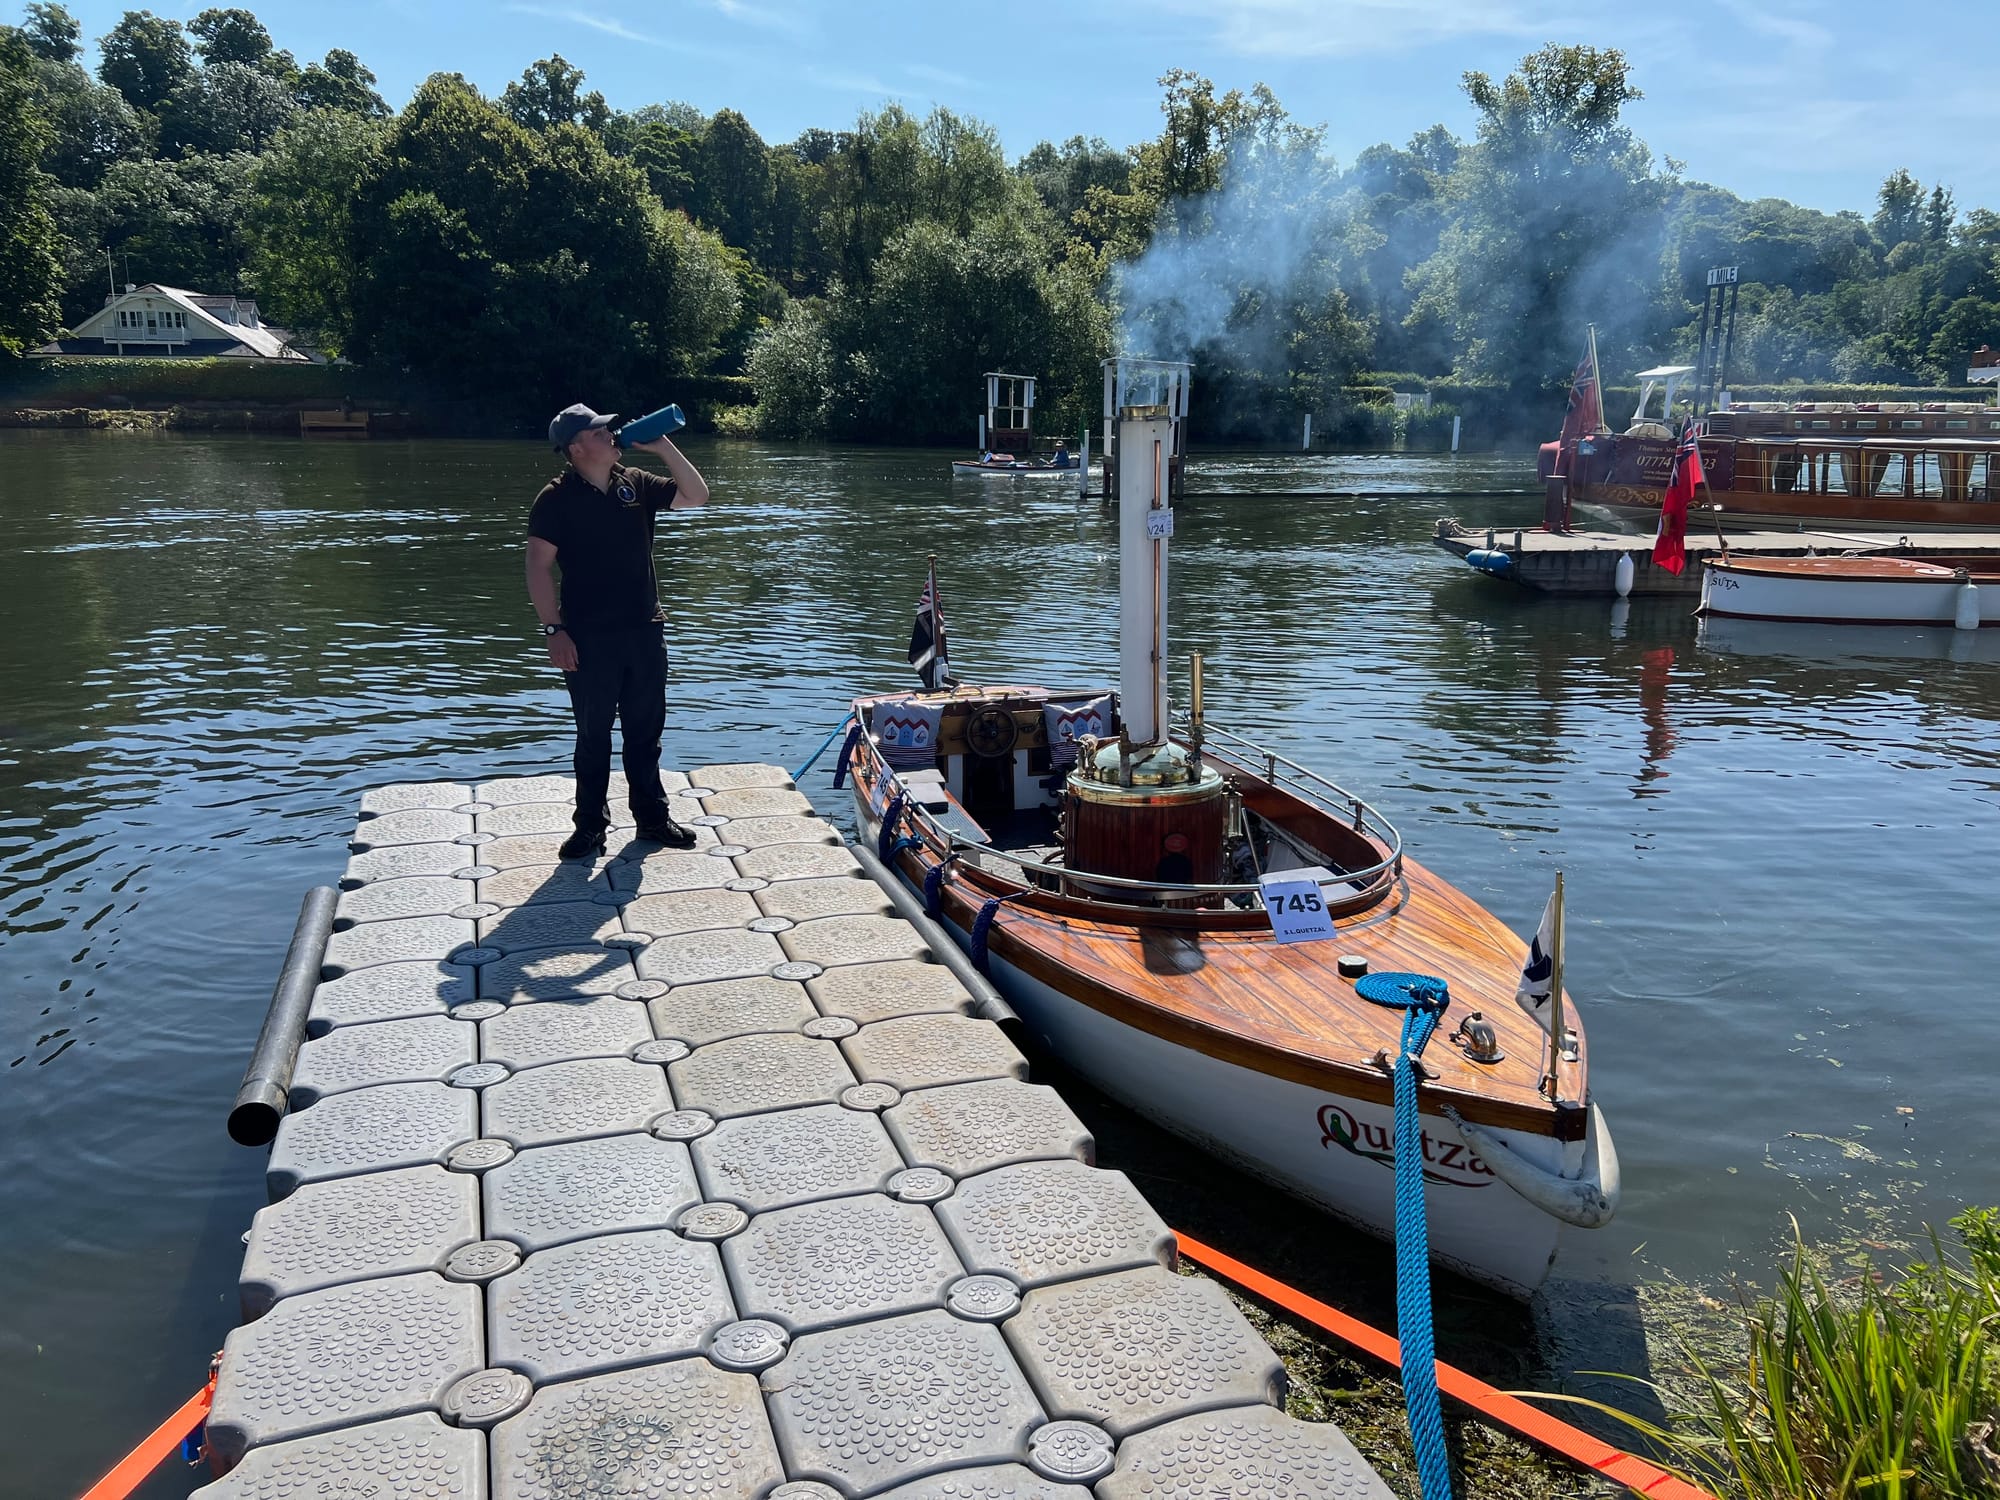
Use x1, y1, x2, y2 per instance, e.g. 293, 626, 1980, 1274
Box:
908, 561, 950, 691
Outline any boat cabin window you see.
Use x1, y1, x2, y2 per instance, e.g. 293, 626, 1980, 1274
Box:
1900, 420, 1925, 430
1947, 420, 1970, 431
1854, 419, 1878, 430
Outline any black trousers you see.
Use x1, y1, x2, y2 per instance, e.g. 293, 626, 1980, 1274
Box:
563, 623, 672, 835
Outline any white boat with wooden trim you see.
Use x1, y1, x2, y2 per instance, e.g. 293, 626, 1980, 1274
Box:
950, 458, 1087, 479
850, 364, 1618, 1298
1700, 554, 2000, 626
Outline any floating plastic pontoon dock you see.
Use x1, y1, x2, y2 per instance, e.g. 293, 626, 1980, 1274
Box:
194, 764, 1391, 1499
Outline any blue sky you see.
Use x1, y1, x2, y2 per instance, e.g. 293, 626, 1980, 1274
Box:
48, 0, 1999, 217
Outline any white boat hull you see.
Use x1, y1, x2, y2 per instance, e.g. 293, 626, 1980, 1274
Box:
1701, 561, 1998, 625
951, 461, 1087, 479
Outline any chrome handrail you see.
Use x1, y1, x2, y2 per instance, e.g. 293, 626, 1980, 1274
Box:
868, 721, 1403, 910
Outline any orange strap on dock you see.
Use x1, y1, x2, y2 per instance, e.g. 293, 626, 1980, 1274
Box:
1174, 1231, 1716, 1500
78, 1372, 215, 1500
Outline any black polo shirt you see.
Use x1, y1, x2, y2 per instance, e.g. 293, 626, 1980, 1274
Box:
527, 462, 680, 629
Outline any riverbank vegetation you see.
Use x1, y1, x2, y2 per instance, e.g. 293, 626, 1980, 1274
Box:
4, 5, 1999, 442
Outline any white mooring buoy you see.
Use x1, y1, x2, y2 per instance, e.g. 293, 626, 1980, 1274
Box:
1614, 553, 1635, 598
1955, 575, 1981, 631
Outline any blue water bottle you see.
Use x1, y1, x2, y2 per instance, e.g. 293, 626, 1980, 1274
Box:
614, 404, 686, 447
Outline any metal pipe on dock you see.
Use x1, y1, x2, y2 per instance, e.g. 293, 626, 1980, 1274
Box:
850, 839, 1021, 1034
227, 885, 338, 1146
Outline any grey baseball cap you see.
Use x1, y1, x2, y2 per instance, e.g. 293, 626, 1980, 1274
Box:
548, 403, 618, 451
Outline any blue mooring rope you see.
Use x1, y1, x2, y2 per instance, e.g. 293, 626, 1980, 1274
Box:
968, 891, 1030, 974
792, 714, 856, 783
1354, 970, 1455, 1500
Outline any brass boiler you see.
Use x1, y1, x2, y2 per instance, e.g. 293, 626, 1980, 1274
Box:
1063, 734, 1228, 889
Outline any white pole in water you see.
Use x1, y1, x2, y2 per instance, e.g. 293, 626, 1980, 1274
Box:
1117, 410, 1174, 744
977, 415, 986, 452
1451, 415, 1462, 452
1302, 414, 1312, 450
1077, 426, 1091, 497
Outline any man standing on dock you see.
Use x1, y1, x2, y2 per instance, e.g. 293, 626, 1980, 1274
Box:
527, 404, 710, 859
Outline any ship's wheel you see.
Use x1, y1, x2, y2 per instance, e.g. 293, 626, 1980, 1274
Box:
965, 706, 1019, 758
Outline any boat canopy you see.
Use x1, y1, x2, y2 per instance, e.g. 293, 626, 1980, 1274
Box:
1629, 365, 1695, 427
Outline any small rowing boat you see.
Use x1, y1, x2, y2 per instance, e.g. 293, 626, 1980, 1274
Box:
1700, 554, 1999, 627
851, 384, 1618, 1297
950, 458, 1086, 479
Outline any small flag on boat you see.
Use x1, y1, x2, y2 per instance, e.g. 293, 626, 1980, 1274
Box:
1515, 889, 1557, 1031
908, 558, 950, 690
1555, 339, 1604, 459
1652, 418, 1707, 575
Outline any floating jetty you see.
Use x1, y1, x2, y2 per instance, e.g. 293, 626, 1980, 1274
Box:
196, 764, 1392, 1499
1435, 520, 2000, 597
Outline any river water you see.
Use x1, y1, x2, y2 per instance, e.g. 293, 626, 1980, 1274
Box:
2, 430, 1993, 1497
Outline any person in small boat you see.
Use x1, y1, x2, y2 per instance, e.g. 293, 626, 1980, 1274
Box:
526, 403, 710, 859
1048, 443, 1072, 469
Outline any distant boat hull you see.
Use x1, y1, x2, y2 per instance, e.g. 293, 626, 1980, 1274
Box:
951, 460, 1086, 479
1700, 555, 2000, 625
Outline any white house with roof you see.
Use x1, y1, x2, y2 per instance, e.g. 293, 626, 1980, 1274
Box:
33, 284, 312, 361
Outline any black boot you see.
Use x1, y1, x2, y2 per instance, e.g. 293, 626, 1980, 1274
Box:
558, 827, 607, 860
634, 818, 697, 850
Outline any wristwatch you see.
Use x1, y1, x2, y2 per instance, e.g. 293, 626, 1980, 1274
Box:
542, 623, 566, 638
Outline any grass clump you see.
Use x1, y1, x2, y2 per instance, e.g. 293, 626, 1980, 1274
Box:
1596, 1208, 2000, 1499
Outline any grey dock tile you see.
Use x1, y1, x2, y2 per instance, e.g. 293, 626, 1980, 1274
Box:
845, 1015, 1028, 1091
475, 901, 622, 953
1096, 1406, 1394, 1499
478, 945, 635, 1003
1004, 1266, 1283, 1437
491, 1359, 780, 1500
620, 888, 760, 940
480, 1058, 671, 1147
483, 1133, 699, 1250
687, 762, 795, 791
488, 1228, 735, 1383
352, 809, 473, 850
647, 976, 817, 1046
723, 1194, 963, 1333
475, 834, 576, 870
762, 1310, 1044, 1495
936, 1161, 1172, 1288
344, 842, 479, 884
722, 815, 840, 849
781, 915, 931, 969
238, 1165, 478, 1317
267, 1082, 477, 1196
322, 915, 479, 976
692, 1103, 903, 1211
360, 783, 473, 816
474, 775, 576, 806
307, 961, 474, 1035
206, 1272, 482, 1466
697, 787, 815, 818
885, 1081, 1093, 1177
336, 876, 471, 925
477, 996, 652, 1070
291, 1015, 477, 1104
808, 959, 974, 1025
475, 802, 573, 838
634, 927, 788, 987
753, 875, 894, 923
873, 1465, 1092, 1500
189, 1412, 485, 1500
475, 861, 617, 908
732, 842, 863, 883
607, 848, 735, 894
669, 1033, 857, 1118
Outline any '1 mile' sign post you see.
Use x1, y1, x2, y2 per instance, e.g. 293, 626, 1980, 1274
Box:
1260, 867, 1339, 944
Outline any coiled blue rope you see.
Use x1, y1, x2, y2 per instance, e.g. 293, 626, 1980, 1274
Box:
1355, 970, 1455, 1500
792, 714, 856, 782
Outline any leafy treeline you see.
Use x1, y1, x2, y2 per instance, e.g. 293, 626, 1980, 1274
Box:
3, 5, 1999, 441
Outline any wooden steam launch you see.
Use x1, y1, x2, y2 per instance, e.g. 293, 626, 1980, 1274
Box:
850, 361, 1618, 1297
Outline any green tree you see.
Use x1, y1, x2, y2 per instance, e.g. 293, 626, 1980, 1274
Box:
499, 54, 607, 133
21, 1, 80, 63
24, 48, 150, 188
693, 108, 772, 258
186, 7, 270, 67
1018, 134, 1130, 242
747, 298, 833, 437
1873, 168, 1923, 251
0, 27, 63, 351
93, 148, 257, 292
1409, 44, 1665, 392
293, 49, 387, 116
97, 9, 191, 113
245, 107, 386, 350
157, 58, 294, 155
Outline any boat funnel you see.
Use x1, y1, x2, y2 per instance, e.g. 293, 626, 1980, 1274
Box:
1107, 357, 1193, 747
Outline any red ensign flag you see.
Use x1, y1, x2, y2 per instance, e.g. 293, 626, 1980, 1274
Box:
1652, 421, 1706, 574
